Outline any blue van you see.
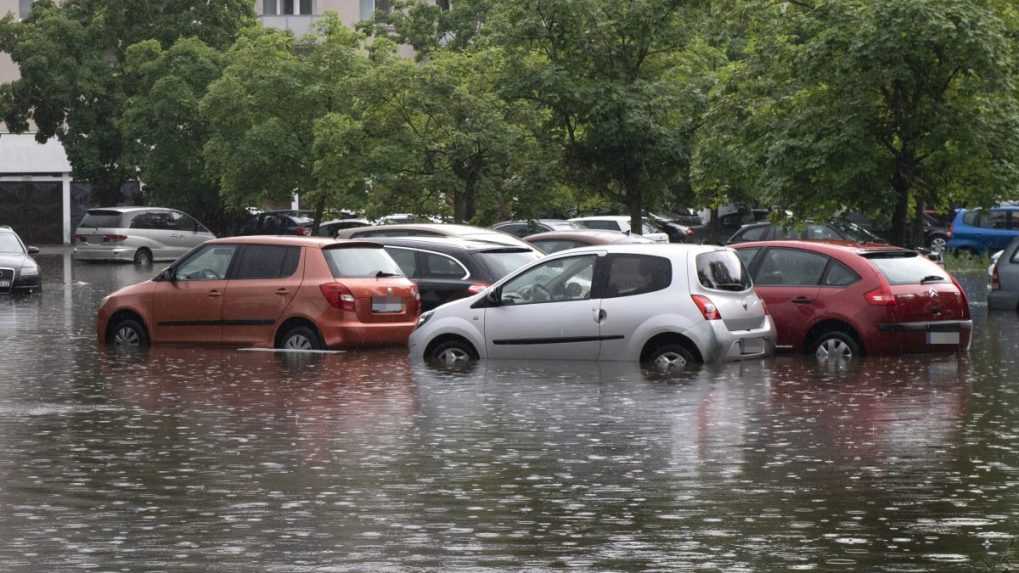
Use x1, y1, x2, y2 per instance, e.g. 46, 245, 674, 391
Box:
948, 207, 1019, 255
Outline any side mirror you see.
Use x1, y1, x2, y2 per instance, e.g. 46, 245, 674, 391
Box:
27, 246, 39, 255
156, 268, 176, 282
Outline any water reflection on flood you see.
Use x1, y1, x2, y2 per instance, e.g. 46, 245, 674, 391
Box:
0, 249, 1017, 570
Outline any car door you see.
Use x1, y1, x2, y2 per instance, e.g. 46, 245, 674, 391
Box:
750, 247, 828, 350
596, 253, 674, 359
219, 244, 303, 346
127, 211, 172, 259
484, 254, 601, 360
171, 212, 215, 255
414, 249, 474, 311
151, 244, 238, 343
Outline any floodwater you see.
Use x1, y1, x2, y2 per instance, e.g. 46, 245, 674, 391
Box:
1, 249, 1018, 571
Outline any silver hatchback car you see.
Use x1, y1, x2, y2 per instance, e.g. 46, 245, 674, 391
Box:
73, 207, 216, 265
410, 244, 776, 370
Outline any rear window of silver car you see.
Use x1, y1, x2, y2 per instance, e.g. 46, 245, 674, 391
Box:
323, 247, 404, 278
696, 250, 753, 291
80, 210, 124, 228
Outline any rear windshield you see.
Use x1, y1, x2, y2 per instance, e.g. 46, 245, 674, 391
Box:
79, 210, 124, 228
864, 253, 948, 285
323, 247, 404, 278
696, 250, 753, 291
477, 249, 542, 279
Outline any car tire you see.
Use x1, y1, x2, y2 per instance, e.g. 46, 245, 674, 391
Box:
108, 317, 149, 349
133, 248, 153, 266
428, 339, 476, 366
811, 331, 860, 361
644, 344, 696, 373
277, 325, 324, 351
928, 235, 948, 253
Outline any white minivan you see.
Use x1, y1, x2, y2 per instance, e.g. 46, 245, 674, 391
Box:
409, 244, 775, 370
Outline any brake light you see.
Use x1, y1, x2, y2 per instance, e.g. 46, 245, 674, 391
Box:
102, 234, 127, 242
467, 283, 489, 295
684, 227, 695, 236
946, 224, 953, 239
319, 282, 356, 311
296, 227, 311, 236
991, 265, 1000, 290
865, 287, 896, 306
691, 294, 721, 320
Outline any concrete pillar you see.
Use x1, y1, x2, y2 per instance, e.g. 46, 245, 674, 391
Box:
291, 192, 300, 211
61, 173, 72, 244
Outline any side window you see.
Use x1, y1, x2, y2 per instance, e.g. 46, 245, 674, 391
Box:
603, 254, 671, 298
963, 211, 985, 227
755, 248, 829, 286
421, 252, 467, 279
385, 247, 419, 277
175, 245, 237, 281
231, 245, 300, 279
822, 260, 861, 287
772, 226, 800, 240
806, 225, 841, 241
990, 210, 1009, 229
736, 247, 760, 268
740, 226, 769, 242
581, 220, 621, 232
129, 212, 156, 229
500, 255, 596, 305
174, 212, 199, 232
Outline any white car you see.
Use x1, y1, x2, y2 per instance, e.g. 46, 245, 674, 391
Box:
409, 244, 776, 371
569, 216, 671, 243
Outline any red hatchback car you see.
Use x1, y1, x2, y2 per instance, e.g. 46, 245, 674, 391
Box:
731, 241, 971, 359
97, 236, 420, 350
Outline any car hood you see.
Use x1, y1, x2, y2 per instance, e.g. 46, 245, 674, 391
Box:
0, 253, 31, 268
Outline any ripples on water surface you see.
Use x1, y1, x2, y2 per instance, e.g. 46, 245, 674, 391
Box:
0, 251, 1018, 571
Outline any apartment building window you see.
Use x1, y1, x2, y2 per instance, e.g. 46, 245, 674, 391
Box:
359, 0, 391, 21
19, 0, 33, 18
263, 0, 313, 15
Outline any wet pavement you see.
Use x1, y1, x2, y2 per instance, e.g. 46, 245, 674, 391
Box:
1, 248, 1018, 571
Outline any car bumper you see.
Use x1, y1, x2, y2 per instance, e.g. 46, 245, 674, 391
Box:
73, 246, 135, 262
320, 321, 417, 348
694, 317, 777, 363
988, 290, 1019, 311
875, 319, 973, 353
12, 274, 41, 292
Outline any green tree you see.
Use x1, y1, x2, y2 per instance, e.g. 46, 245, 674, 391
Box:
0, 0, 253, 204
700, 0, 1019, 246
362, 0, 492, 59
201, 15, 371, 228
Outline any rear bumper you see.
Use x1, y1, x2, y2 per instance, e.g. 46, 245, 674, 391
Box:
695, 317, 776, 363
73, 246, 134, 262
988, 290, 1019, 311
874, 319, 972, 353
877, 320, 973, 333
320, 321, 417, 348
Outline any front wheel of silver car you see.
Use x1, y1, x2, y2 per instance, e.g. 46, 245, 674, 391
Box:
812, 332, 860, 362
428, 339, 477, 366
645, 344, 695, 373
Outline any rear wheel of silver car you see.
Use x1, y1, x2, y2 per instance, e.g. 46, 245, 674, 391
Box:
278, 325, 324, 351
812, 331, 860, 362
108, 318, 149, 349
133, 248, 153, 266
646, 344, 695, 373
429, 340, 476, 366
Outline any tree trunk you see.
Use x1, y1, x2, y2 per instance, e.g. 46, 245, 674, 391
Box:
627, 182, 643, 239
709, 206, 721, 245
890, 172, 911, 247
912, 197, 926, 250
311, 194, 326, 235
453, 190, 466, 223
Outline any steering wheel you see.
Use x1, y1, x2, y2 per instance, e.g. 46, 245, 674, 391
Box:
564, 281, 583, 299
525, 284, 551, 302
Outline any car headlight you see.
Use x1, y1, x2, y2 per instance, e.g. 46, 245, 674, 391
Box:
20, 265, 39, 277
416, 311, 434, 329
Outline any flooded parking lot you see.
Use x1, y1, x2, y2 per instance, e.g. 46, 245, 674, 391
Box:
1, 249, 1019, 571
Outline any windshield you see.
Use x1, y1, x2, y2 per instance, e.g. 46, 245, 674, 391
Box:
80, 210, 124, 228
323, 247, 404, 278
696, 250, 753, 292
0, 233, 24, 254
477, 249, 542, 279
864, 253, 947, 285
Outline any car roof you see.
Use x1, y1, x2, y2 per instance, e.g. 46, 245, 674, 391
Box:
547, 243, 733, 257
207, 236, 382, 248
364, 236, 536, 252
729, 239, 913, 256
87, 207, 176, 214
570, 215, 641, 222
493, 219, 573, 226
524, 230, 640, 243
342, 223, 498, 235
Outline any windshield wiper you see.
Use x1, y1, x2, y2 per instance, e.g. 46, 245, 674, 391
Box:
920, 275, 944, 284
715, 282, 747, 291
375, 271, 400, 279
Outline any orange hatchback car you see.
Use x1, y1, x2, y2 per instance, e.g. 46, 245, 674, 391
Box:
97, 236, 420, 350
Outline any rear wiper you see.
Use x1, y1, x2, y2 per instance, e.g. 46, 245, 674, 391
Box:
715, 282, 747, 291
920, 275, 944, 284
375, 271, 400, 279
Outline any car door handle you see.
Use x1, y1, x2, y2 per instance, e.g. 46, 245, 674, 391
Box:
208, 289, 222, 298
595, 309, 607, 323
275, 288, 289, 295
791, 296, 813, 304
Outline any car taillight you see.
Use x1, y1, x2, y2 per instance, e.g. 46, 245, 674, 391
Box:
865, 287, 896, 306
467, 283, 489, 295
296, 227, 311, 236
691, 294, 721, 320
946, 224, 953, 239
684, 227, 695, 236
991, 265, 1000, 290
103, 234, 127, 242
319, 282, 356, 311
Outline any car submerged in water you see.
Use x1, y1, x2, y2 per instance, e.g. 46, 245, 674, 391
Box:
0, 226, 41, 295
410, 244, 775, 371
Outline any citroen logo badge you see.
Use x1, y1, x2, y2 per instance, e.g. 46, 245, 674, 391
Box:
742, 301, 748, 310
928, 288, 938, 298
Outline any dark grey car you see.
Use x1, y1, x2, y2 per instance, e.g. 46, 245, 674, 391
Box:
989, 237, 1019, 311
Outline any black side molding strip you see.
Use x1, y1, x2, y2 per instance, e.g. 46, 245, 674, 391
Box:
492, 335, 624, 346
158, 319, 275, 327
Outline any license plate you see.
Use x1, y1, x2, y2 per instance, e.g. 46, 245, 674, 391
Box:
927, 331, 960, 345
0, 281, 9, 288
371, 296, 404, 314
740, 338, 765, 355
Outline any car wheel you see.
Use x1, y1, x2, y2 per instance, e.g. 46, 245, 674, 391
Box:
133, 248, 153, 266
108, 318, 149, 349
812, 331, 860, 361
928, 235, 948, 253
645, 344, 695, 373
277, 325, 324, 351
429, 339, 476, 366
